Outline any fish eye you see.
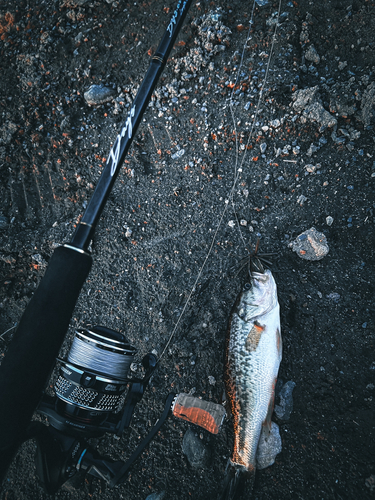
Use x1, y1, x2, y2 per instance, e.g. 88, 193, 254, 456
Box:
244, 283, 251, 290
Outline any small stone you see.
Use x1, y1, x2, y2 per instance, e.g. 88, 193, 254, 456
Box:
292, 86, 319, 112
171, 148, 185, 160
305, 45, 320, 64
145, 492, 166, 500
208, 375, 216, 385
240, 219, 247, 226
327, 292, 340, 303
305, 164, 316, 173
303, 102, 337, 129
32, 254, 47, 269
228, 220, 236, 228
290, 227, 329, 261
307, 143, 320, 156
84, 84, 115, 105
269, 119, 281, 128
297, 195, 307, 206
260, 143, 267, 153
0, 215, 9, 230
326, 216, 334, 226
256, 421, 282, 470
182, 428, 210, 468
274, 381, 296, 421
338, 61, 348, 71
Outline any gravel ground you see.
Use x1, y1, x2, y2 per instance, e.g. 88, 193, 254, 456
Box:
0, 0, 374, 499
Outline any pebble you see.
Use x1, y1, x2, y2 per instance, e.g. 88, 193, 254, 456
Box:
256, 421, 282, 470
290, 227, 329, 261
269, 119, 281, 128
327, 292, 340, 303
0, 215, 9, 230
297, 194, 307, 206
260, 143, 267, 153
326, 216, 334, 226
292, 86, 319, 112
171, 149, 185, 160
303, 102, 337, 129
274, 381, 296, 421
84, 84, 115, 105
145, 492, 166, 500
32, 254, 47, 269
305, 45, 320, 64
305, 164, 316, 173
182, 428, 210, 468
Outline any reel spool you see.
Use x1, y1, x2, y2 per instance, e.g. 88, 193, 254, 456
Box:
55, 326, 136, 426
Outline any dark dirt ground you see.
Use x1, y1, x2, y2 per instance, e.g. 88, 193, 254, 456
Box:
0, 0, 375, 498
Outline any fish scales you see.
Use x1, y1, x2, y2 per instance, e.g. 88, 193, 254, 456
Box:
225, 269, 282, 472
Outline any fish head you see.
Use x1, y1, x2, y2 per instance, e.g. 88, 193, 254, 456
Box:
240, 268, 278, 319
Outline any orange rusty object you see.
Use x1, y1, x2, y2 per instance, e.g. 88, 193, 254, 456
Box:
172, 393, 225, 435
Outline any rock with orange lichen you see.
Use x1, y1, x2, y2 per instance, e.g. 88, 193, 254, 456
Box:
289, 227, 329, 261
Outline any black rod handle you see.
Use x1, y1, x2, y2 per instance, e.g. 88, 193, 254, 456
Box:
0, 246, 92, 481
71, 0, 193, 251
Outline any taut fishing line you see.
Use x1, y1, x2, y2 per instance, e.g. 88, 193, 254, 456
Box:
158, 0, 283, 362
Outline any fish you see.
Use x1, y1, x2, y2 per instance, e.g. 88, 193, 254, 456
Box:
221, 257, 282, 499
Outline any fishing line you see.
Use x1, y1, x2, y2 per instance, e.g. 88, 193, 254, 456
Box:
68, 330, 134, 380
158, 0, 282, 362
229, 0, 283, 253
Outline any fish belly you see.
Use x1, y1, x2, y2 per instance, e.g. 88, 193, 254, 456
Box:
226, 300, 281, 470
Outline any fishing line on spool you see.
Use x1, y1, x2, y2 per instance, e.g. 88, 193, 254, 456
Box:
68, 332, 134, 380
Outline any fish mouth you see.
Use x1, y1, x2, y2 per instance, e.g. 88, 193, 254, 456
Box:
249, 256, 265, 275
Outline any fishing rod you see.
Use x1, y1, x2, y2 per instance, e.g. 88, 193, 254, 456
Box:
0, 0, 200, 487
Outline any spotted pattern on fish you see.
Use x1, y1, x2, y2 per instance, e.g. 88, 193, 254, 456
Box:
225, 269, 282, 471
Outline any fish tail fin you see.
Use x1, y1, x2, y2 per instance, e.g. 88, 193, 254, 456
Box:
218, 461, 256, 500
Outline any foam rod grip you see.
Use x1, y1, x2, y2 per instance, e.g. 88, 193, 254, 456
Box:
0, 246, 92, 454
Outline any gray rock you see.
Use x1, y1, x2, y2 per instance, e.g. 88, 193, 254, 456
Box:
303, 102, 337, 129
329, 96, 356, 118
306, 143, 320, 156
292, 86, 319, 112
256, 421, 282, 470
274, 381, 296, 421
359, 82, 375, 127
182, 428, 210, 468
0, 121, 17, 146
145, 492, 166, 500
84, 84, 115, 105
289, 227, 329, 261
305, 45, 320, 64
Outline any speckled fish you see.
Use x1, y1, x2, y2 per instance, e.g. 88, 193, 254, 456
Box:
221, 258, 282, 500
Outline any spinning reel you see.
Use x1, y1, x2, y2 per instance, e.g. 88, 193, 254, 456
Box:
30, 325, 225, 493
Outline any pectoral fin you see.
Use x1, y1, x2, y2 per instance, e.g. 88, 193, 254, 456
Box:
262, 379, 277, 434
245, 322, 265, 352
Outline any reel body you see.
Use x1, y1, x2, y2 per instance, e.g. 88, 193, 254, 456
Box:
33, 325, 225, 493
